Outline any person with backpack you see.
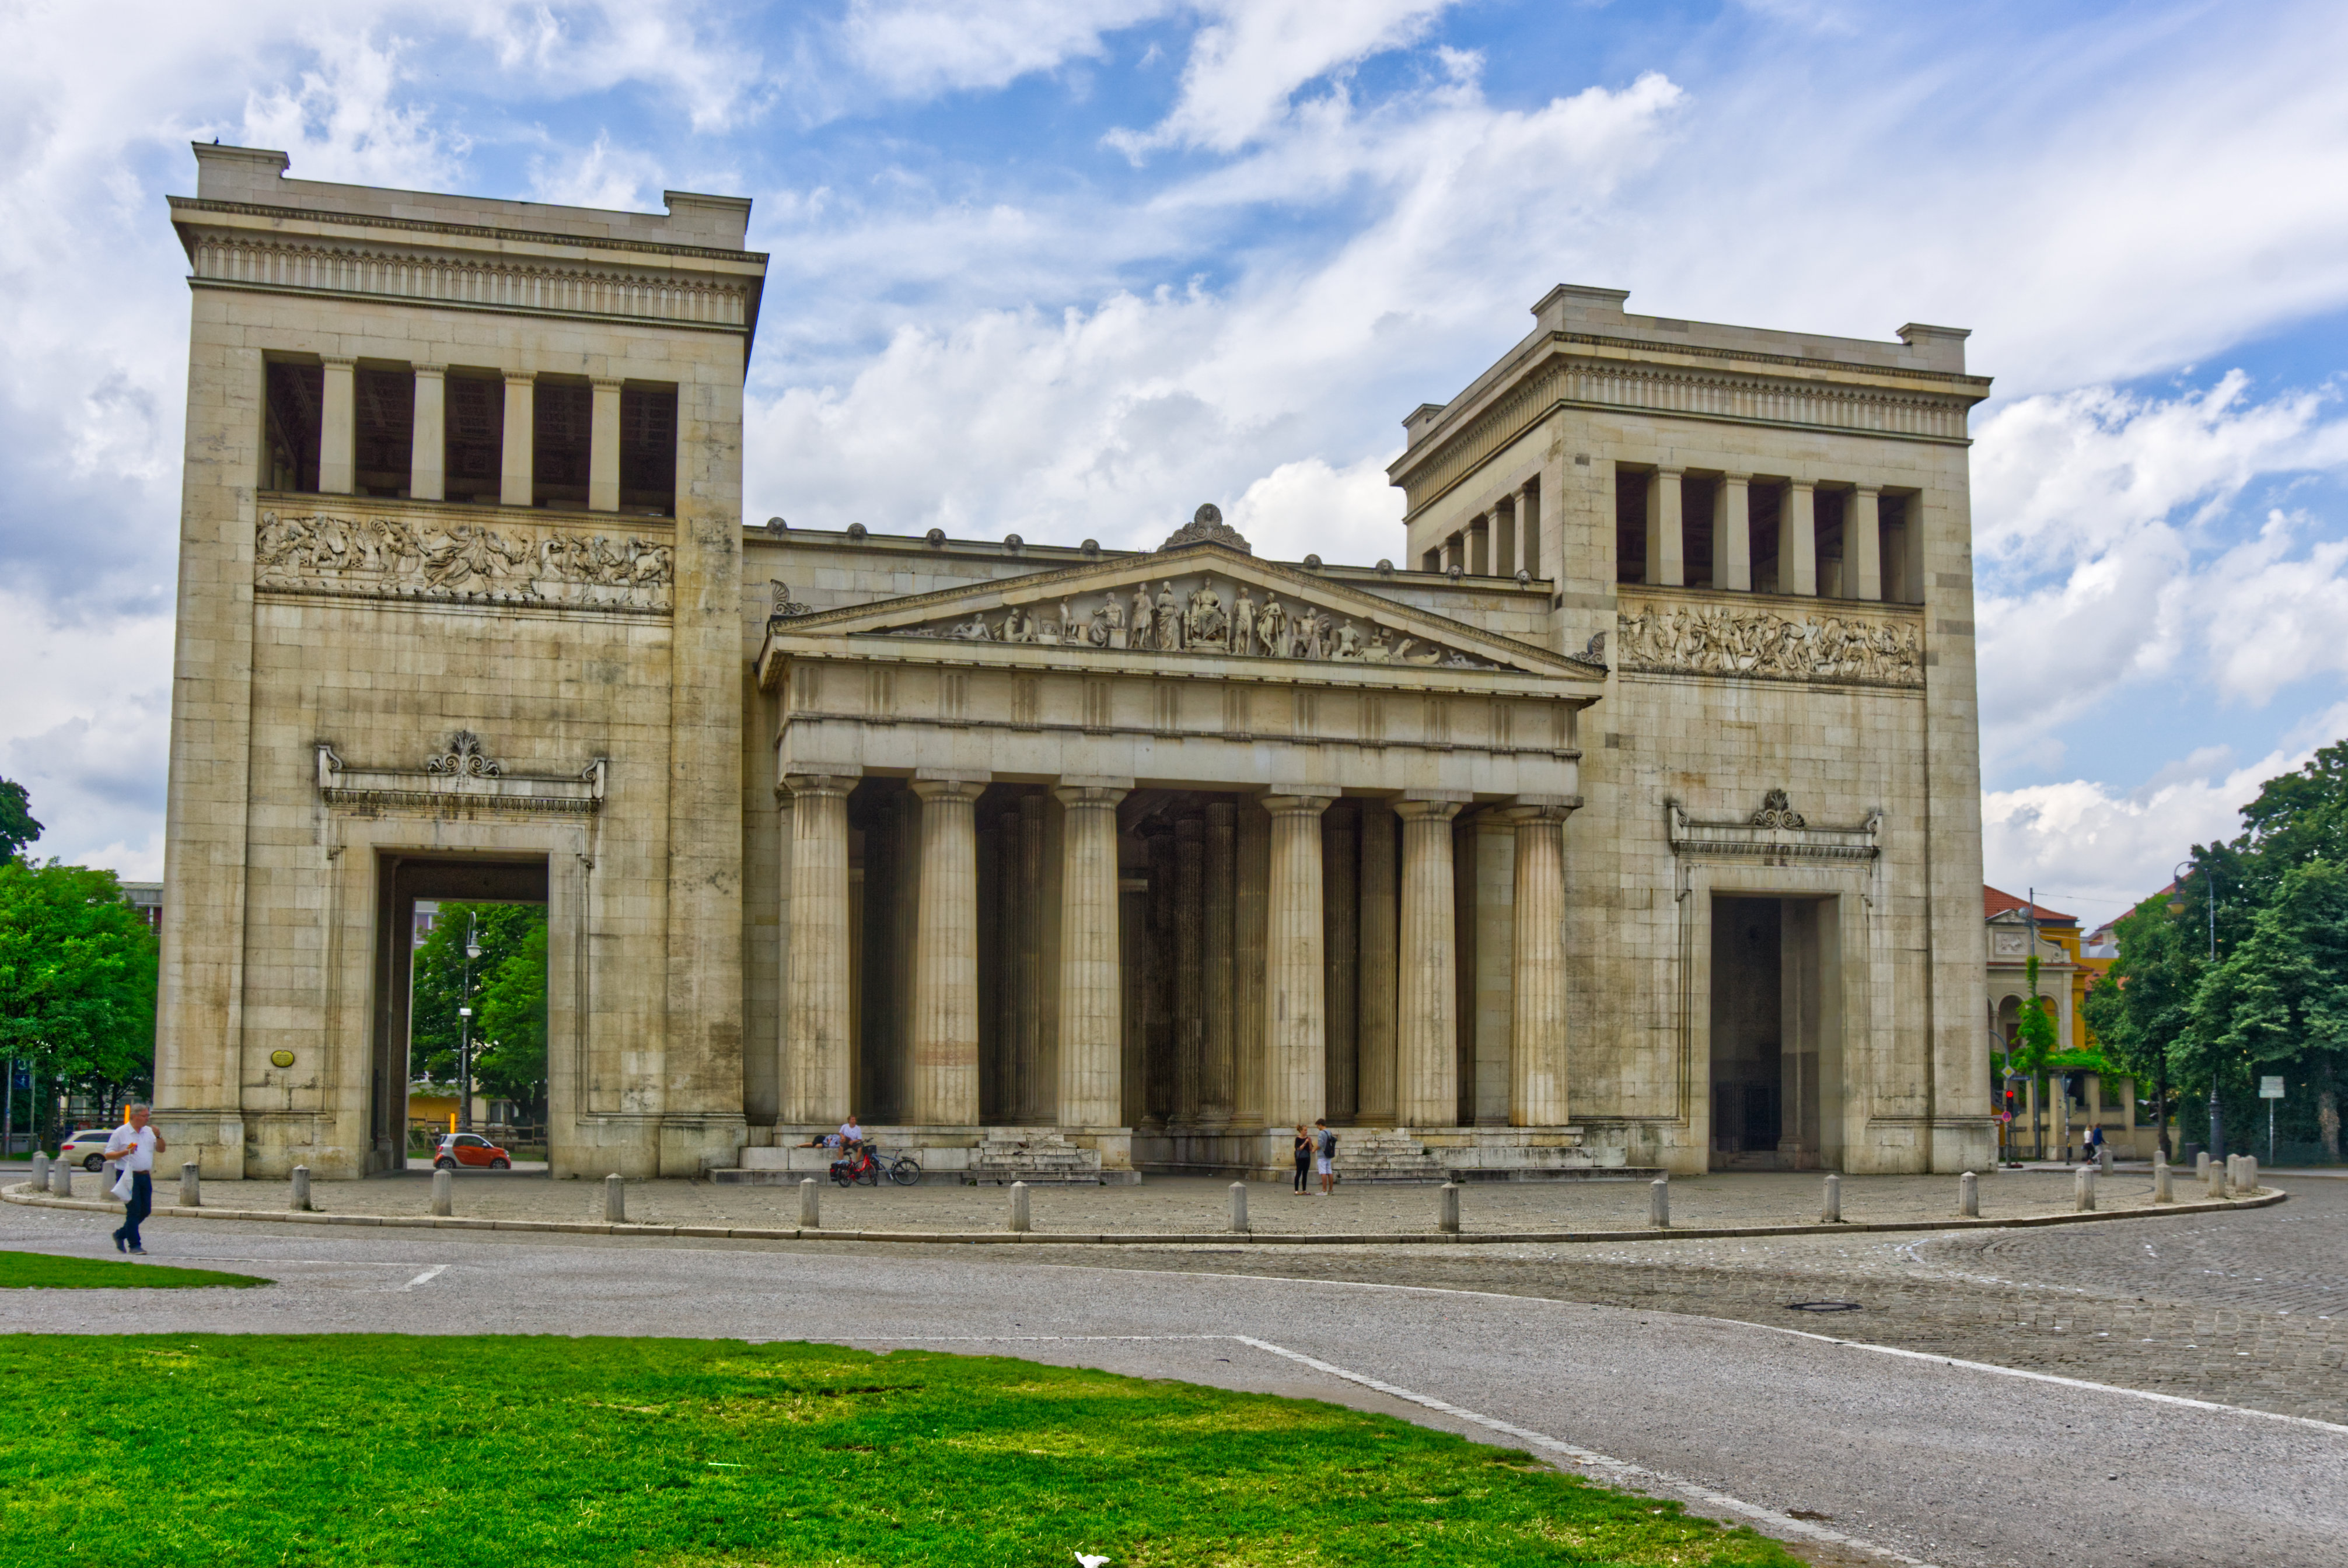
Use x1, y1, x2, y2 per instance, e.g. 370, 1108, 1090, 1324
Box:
1314, 1118, 1338, 1196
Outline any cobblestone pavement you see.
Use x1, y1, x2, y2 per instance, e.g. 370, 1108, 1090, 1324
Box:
992, 1178, 2348, 1426
41, 1164, 2168, 1233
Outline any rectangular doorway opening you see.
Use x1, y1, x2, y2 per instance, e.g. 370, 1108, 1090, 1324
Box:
370, 855, 548, 1176
1709, 894, 1842, 1171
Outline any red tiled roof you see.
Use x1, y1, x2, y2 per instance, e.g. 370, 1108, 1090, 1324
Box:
1983, 885, 2076, 923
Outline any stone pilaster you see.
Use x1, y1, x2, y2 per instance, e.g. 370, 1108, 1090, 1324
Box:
909, 778, 983, 1125
1720, 474, 1752, 592
1646, 466, 1684, 587
1263, 793, 1333, 1128
1851, 485, 1882, 601
409, 365, 445, 501
1396, 798, 1462, 1126
1505, 804, 1573, 1126
1356, 797, 1399, 1126
1233, 795, 1270, 1128
783, 775, 855, 1124
589, 377, 624, 512
499, 371, 536, 506
1323, 800, 1360, 1122
1786, 480, 1818, 596
1054, 785, 1128, 1127
1202, 800, 1236, 1130
1173, 813, 1206, 1129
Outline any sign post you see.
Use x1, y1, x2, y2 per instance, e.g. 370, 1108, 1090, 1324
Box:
2260, 1076, 2286, 1165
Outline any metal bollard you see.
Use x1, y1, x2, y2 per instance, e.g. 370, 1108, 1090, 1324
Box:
1007, 1181, 1030, 1234
1821, 1174, 1841, 1224
50, 1159, 71, 1197
605, 1173, 626, 1223
431, 1166, 453, 1217
30, 1152, 48, 1192
180, 1161, 201, 1209
1959, 1170, 1979, 1217
2239, 1155, 2258, 1195
2074, 1165, 2096, 1212
1437, 1182, 1460, 1234
799, 1177, 820, 1230
290, 1165, 312, 1212
1228, 1181, 1249, 1234
2153, 1158, 2171, 1205
1649, 1175, 1671, 1228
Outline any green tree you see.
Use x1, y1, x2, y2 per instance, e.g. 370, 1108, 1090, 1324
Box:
0, 778, 40, 864
0, 860, 158, 1144
474, 921, 548, 1118
2192, 860, 2348, 1161
2080, 893, 2199, 1160
2009, 951, 2060, 1156
409, 902, 546, 1116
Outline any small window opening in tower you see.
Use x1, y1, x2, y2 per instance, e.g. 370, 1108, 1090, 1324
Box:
263, 359, 323, 494
620, 384, 678, 517
443, 373, 504, 504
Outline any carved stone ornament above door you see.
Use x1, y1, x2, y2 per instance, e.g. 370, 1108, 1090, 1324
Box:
316, 737, 607, 816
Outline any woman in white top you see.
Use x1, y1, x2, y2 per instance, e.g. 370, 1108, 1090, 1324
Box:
103, 1103, 164, 1255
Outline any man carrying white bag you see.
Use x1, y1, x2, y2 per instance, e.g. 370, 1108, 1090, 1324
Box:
103, 1103, 164, 1255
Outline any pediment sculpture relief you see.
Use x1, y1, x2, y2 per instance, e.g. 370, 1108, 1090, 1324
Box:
890, 571, 1498, 669
1615, 598, 1921, 687
254, 510, 675, 612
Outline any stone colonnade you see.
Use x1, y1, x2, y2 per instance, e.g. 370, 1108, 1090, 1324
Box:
778, 773, 1579, 1143
1431, 478, 1541, 578
309, 356, 640, 509
1636, 470, 1923, 603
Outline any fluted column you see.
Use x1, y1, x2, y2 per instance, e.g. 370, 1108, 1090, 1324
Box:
783, 775, 855, 1124
1356, 798, 1399, 1126
589, 377, 624, 512
1851, 485, 1882, 601
1396, 798, 1462, 1126
1645, 467, 1685, 586
1505, 804, 1573, 1126
500, 371, 536, 507
410, 365, 446, 501
909, 779, 984, 1125
1201, 800, 1237, 1130
1720, 475, 1752, 592
1054, 785, 1127, 1126
1786, 481, 1818, 596
1263, 794, 1333, 1126
319, 356, 356, 495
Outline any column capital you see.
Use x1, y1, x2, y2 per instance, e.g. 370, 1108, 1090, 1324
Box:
502, 369, 537, 386
321, 355, 356, 369
1261, 792, 1336, 818
1501, 798, 1581, 824
412, 363, 446, 379
1721, 472, 1750, 487
1655, 465, 1685, 478
591, 376, 626, 391
1394, 797, 1463, 824
909, 777, 984, 804
1051, 783, 1128, 810
1787, 477, 1816, 494
784, 772, 858, 801
1853, 482, 1882, 498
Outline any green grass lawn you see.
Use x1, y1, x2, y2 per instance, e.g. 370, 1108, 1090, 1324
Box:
0, 1335, 1799, 1567
0, 1250, 269, 1289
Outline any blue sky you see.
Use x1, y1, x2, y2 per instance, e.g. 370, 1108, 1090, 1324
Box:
4, 0, 2347, 928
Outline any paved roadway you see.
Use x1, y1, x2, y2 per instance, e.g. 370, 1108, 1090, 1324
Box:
4, 1196, 2343, 1568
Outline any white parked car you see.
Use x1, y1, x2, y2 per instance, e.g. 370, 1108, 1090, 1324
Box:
58, 1128, 121, 1171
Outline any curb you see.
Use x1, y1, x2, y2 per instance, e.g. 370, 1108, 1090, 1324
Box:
0, 1182, 2286, 1248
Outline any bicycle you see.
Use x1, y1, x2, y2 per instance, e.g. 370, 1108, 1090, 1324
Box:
829, 1144, 923, 1186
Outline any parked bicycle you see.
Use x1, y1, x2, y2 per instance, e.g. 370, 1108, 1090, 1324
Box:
829, 1142, 922, 1186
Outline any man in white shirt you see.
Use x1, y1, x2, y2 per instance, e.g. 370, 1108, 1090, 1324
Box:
103, 1103, 164, 1255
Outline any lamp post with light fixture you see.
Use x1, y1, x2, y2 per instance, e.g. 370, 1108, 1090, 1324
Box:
457, 912, 483, 1133
2171, 859, 2221, 1162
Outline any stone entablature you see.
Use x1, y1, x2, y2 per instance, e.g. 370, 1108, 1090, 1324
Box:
1614, 588, 1924, 688
1666, 791, 1884, 865
314, 737, 607, 817
254, 499, 676, 615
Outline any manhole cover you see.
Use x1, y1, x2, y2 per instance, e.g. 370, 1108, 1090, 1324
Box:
1786, 1300, 1863, 1312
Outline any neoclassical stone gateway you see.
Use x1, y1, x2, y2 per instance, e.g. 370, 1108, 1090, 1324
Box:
156, 148, 1994, 1183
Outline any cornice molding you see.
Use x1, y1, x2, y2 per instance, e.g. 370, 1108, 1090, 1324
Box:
169, 195, 767, 266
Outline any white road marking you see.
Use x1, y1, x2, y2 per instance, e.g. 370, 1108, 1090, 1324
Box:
400, 1265, 449, 1290
838, 1333, 1937, 1568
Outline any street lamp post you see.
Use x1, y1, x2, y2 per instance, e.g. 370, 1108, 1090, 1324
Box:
2173, 859, 2221, 1163
457, 914, 483, 1134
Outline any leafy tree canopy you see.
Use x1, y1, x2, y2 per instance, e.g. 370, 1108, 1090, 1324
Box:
410, 902, 547, 1117
0, 778, 40, 864
0, 860, 157, 1100
2194, 859, 2348, 1066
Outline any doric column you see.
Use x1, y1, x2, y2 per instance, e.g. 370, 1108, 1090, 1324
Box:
500, 371, 536, 508
1467, 515, 1490, 576
589, 377, 624, 512
319, 356, 356, 495
1233, 796, 1270, 1128
410, 365, 446, 501
1720, 475, 1752, 591
1851, 485, 1882, 601
1056, 785, 1128, 1127
909, 778, 983, 1125
1356, 798, 1398, 1126
782, 774, 855, 1124
1201, 800, 1237, 1130
1173, 813, 1206, 1128
1323, 801, 1360, 1122
1262, 794, 1332, 1127
1518, 480, 1542, 578
1786, 481, 1818, 596
1505, 804, 1574, 1126
1396, 798, 1462, 1126
1645, 467, 1685, 587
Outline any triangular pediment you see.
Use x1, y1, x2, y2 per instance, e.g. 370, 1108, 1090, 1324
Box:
764, 542, 1599, 678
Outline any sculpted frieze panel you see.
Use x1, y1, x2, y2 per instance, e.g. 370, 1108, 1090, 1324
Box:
255, 510, 673, 613
892, 570, 1498, 669
1616, 596, 1921, 687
